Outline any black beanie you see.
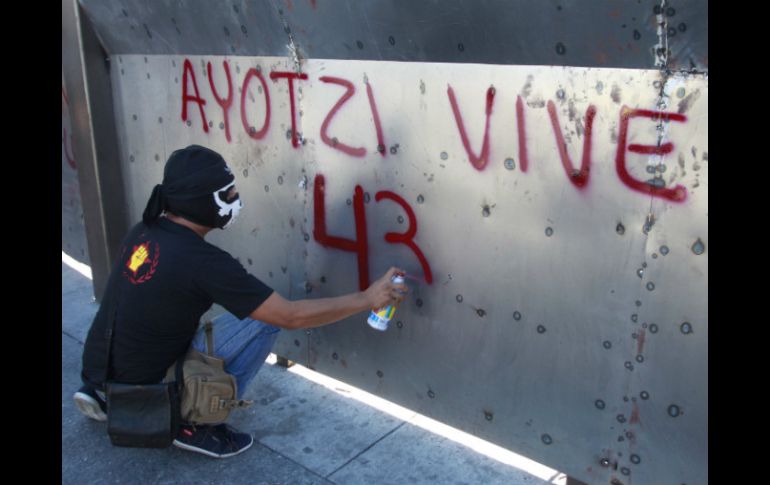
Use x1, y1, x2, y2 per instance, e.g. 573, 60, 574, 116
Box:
142, 145, 235, 225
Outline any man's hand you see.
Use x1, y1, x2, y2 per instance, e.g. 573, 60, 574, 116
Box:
250, 266, 410, 331
364, 267, 409, 309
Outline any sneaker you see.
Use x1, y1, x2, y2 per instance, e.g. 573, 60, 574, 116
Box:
173, 423, 253, 458
73, 385, 107, 422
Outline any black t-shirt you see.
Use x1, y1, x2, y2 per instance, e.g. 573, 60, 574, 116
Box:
81, 218, 274, 387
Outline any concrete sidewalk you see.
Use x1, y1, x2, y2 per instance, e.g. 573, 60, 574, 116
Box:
62, 259, 565, 485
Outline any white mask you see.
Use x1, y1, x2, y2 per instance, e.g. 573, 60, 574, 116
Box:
213, 181, 242, 229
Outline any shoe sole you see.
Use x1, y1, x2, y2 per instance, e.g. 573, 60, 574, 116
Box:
172, 436, 254, 458
73, 392, 107, 422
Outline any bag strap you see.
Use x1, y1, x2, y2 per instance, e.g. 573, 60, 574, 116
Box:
103, 306, 119, 384
174, 351, 185, 390
203, 321, 215, 356
173, 320, 214, 384
212, 397, 253, 411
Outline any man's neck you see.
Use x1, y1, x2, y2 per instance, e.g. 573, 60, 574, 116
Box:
164, 213, 213, 238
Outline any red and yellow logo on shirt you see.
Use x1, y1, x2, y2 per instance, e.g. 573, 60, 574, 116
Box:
123, 241, 160, 284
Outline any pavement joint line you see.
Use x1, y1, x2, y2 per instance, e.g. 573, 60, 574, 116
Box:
255, 439, 337, 485
62, 330, 84, 346
325, 420, 407, 479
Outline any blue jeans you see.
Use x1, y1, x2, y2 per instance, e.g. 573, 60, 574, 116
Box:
191, 313, 281, 399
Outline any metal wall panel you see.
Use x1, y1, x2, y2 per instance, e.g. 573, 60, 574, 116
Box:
108, 53, 707, 484
80, 0, 708, 71
62, 76, 90, 264
62, 0, 131, 299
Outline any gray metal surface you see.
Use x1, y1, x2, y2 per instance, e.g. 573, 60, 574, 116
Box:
62, 0, 130, 299
65, 2, 707, 484
79, 0, 707, 71
62, 74, 89, 265
105, 54, 707, 485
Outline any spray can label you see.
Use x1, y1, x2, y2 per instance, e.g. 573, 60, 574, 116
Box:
367, 275, 404, 331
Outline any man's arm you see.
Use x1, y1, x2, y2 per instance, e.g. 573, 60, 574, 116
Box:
250, 267, 408, 330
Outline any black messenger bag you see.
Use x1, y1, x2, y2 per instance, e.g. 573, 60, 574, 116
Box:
101, 308, 184, 448
106, 380, 180, 448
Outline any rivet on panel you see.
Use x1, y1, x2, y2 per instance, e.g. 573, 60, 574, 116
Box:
668, 404, 681, 417
691, 238, 705, 255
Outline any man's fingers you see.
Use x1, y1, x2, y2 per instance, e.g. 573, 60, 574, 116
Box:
384, 267, 406, 283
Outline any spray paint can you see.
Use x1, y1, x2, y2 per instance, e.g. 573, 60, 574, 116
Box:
367, 275, 405, 331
